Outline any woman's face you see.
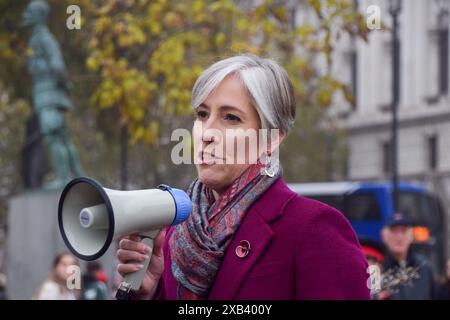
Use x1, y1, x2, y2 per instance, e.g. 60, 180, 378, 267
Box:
55, 254, 77, 282
193, 75, 262, 195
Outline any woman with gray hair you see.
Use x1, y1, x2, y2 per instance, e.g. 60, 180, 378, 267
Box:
117, 54, 370, 300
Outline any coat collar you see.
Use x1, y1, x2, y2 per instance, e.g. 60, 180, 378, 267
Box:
208, 176, 297, 299
250, 176, 297, 224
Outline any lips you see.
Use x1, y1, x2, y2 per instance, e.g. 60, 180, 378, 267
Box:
198, 151, 224, 164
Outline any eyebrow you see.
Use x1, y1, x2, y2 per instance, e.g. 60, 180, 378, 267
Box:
199, 102, 246, 115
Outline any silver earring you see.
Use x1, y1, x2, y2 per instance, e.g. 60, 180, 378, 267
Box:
263, 153, 275, 177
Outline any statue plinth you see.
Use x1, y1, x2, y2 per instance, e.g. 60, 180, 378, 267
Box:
6, 190, 65, 299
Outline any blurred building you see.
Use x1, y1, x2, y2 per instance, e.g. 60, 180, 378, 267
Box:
328, 0, 450, 255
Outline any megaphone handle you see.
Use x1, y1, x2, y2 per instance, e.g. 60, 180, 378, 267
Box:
116, 230, 158, 300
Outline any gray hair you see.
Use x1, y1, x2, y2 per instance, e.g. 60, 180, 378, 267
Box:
191, 54, 296, 134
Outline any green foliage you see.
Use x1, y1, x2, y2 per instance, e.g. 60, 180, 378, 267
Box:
84, 0, 368, 144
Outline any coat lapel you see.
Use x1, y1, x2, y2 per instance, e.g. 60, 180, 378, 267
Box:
208, 177, 296, 299
208, 209, 273, 299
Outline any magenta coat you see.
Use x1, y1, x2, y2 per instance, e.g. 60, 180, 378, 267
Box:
153, 177, 370, 300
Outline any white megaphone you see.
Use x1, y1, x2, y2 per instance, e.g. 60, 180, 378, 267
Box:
58, 177, 192, 299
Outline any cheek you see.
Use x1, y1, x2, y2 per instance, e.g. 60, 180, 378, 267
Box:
56, 265, 66, 278
386, 235, 397, 246
193, 121, 202, 149
223, 130, 260, 163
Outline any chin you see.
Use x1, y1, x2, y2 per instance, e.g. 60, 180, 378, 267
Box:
197, 164, 227, 189
391, 247, 405, 255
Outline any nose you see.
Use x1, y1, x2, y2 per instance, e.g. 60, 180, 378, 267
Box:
201, 118, 220, 144
202, 128, 216, 143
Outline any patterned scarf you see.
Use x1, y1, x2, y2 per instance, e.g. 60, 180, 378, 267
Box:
169, 160, 281, 299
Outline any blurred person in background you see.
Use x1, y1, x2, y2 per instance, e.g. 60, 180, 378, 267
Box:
0, 273, 7, 300
379, 213, 435, 300
80, 261, 109, 300
33, 252, 78, 300
436, 258, 450, 300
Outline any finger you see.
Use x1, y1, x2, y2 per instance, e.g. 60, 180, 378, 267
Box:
117, 249, 149, 263
152, 228, 166, 258
146, 229, 166, 278
128, 234, 141, 242
119, 238, 150, 254
119, 234, 140, 243
117, 263, 144, 276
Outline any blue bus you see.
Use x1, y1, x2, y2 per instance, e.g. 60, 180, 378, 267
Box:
289, 181, 448, 276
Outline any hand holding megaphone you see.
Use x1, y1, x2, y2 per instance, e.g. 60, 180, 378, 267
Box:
58, 177, 192, 300
116, 230, 166, 300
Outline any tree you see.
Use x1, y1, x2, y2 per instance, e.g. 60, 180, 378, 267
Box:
0, 0, 369, 192
85, 0, 367, 142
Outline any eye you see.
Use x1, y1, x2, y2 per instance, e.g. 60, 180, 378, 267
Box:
225, 113, 241, 123
196, 110, 208, 120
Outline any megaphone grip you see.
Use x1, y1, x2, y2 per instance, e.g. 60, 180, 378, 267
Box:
118, 230, 159, 296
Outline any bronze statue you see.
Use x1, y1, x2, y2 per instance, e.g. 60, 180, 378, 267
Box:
22, 0, 83, 189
